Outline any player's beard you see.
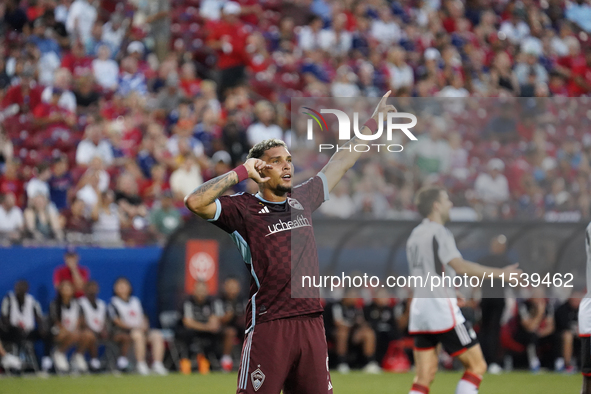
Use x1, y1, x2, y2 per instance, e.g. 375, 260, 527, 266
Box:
276, 184, 292, 194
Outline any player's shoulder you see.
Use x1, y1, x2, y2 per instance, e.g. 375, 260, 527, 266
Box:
293, 174, 322, 190
219, 191, 256, 205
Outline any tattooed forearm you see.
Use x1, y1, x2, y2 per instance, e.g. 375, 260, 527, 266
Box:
185, 171, 239, 209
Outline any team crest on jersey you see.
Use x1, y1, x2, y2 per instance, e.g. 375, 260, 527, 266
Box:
251, 368, 265, 391
287, 197, 304, 210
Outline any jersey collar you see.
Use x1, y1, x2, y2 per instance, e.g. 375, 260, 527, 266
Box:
255, 192, 287, 204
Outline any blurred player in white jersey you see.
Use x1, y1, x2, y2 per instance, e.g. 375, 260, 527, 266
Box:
406, 186, 520, 394
578, 222, 591, 393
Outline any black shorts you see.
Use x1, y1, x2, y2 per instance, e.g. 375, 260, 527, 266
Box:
581, 336, 591, 376
414, 321, 479, 357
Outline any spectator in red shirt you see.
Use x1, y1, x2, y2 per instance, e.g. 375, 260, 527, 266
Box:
207, 2, 249, 98
32, 88, 76, 134
571, 47, 591, 96
61, 41, 93, 78
0, 161, 25, 207
1, 66, 43, 114
53, 247, 90, 298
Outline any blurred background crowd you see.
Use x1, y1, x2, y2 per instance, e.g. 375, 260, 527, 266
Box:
2, 0, 591, 247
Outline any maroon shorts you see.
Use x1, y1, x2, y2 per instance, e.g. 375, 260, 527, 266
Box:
236, 313, 333, 394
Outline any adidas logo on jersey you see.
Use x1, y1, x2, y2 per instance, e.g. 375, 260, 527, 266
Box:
258, 206, 270, 214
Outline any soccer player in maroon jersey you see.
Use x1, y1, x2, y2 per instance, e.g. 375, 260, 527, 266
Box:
184, 92, 397, 393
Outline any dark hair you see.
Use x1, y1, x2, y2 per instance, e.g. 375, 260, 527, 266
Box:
246, 138, 287, 159
415, 186, 445, 218
113, 277, 132, 296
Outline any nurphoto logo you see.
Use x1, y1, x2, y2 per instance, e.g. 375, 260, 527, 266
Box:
302, 107, 418, 153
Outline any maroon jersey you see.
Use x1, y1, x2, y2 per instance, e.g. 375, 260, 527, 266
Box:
210, 173, 329, 331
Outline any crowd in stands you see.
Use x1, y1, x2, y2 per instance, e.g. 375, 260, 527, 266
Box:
1, 0, 591, 246
0, 241, 583, 375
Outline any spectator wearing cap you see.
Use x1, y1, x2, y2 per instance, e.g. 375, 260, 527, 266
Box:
246, 101, 283, 146
66, 0, 98, 43
206, 1, 249, 97
210, 150, 232, 178
117, 56, 147, 97
76, 123, 114, 167
49, 155, 73, 211
149, 190, 182, 239
474, 158, 510, 219
54, 247, 90, 298
41, 68, 77, 113
0, 192, 24, 244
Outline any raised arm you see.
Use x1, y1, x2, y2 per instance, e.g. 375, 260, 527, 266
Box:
184, 158, 271, 220
448, 257, 521, 279
320, 91, 397, 192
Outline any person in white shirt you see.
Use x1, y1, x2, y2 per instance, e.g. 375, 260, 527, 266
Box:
370, 6, 401, 46
246, 101, 283, 146
66, 0, 97, 43
41, 68, 77, 113
79, 281, 107, 371
26, 163, 52, 202
499, 9, 530, 45
474, 158, 510, 219
298, 15, 324, 52
0, 192, 24, 242
101, 13, 126, 55
387, 46, 414, 90
170, 155, 204, 201
319, 180, 356, 218
50, 280, 96, 373
109, 277, 167, 375
92, 45, 119, 90
76, 123, 114, 166
318, 13, 352, 56
406, 186, 520, 394
331, 66, 361, 98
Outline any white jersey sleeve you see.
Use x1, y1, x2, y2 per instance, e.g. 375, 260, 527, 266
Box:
579, 222, 591, 335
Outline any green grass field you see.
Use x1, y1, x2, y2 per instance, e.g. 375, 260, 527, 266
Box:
0, 371, 581, 394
